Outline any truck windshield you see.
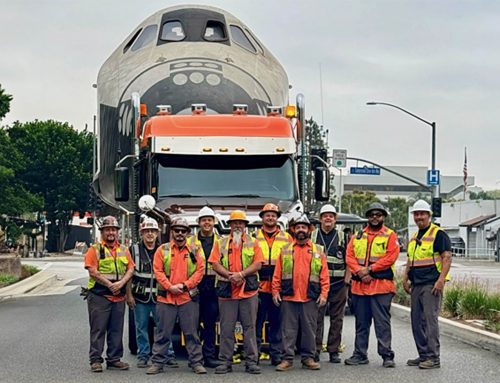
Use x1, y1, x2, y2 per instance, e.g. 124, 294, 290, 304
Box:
157, 155, 296, 200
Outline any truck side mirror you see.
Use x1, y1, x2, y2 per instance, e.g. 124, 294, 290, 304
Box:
314, 167, 330, 202
114, 167, 129, 201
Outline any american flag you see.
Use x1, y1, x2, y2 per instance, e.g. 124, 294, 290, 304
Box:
463, 147, 468, 194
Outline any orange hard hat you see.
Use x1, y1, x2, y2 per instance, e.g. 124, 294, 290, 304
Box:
227, 210, 249, 224
259, 203, 281, 218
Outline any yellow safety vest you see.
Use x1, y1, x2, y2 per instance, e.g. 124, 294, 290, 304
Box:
280, 241, 323, 299
187, 233, 219, 276
407, 223, 450, 281
88, 243, 129, 294
255, 228, 292, 281
352, 227, 395, 280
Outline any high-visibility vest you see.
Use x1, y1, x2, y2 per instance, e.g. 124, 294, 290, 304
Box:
187, 233, 219, 277
215, 235, 258, 285
130, 242, 158, 304
280, 241, 324, 299
352, 227, 395, 280
311, 228, 345, 279
157, 242, 198, 297
407, 223, 450, 281
88, 242, 129, 295
255, 229, 292, 281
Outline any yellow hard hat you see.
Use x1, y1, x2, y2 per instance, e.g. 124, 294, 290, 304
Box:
227, 210, 249, 224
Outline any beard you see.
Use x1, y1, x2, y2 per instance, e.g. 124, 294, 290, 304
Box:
232, 229, 243, 247
369, 221, 383, 230
296, 231, 308, 240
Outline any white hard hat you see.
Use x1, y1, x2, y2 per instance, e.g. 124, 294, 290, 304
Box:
320, 204, 337, 216
140, 217, 159, 231
410, 199, 433, 214
198, 206, 216, 222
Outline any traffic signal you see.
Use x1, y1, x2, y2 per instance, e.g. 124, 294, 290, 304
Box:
431, 197, 442, 218
311, 148, 327, 170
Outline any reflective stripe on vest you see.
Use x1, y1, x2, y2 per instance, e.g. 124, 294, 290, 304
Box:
88, 243, 128, 289
187, 234, 218, 276
161, 243, 197, 277
407, 223, 450, 281
352, 228, 393, 266
312, 229, 345, 279
281, 242, 323, 284
256, 229, 292, 266
216, 235, 258, 284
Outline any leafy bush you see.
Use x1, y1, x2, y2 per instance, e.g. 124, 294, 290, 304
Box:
458, 285, 489, 319
443, 284, 464, 317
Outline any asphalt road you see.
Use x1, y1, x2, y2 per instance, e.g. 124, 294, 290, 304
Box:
0, 277, 498, 383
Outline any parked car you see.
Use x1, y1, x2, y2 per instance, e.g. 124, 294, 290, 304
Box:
450, 237, 466, 256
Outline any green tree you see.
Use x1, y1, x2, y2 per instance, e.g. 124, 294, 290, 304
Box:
8, 120, 93, 252
341, 190, 380, 217
385, 197, 410, 232
0, 85, 13, 121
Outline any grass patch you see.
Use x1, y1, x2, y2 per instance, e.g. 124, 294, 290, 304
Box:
0, 274, 20, 288
21, 264, 40, 278
443, 284, 464, 317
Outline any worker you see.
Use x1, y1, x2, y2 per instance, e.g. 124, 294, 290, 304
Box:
345, 203, 399, 368
187, 206, 222, 368
84, 215, 135, 373
272, 215, 329, 372
126, 217, 177, 368
312, 204, 351, 363
147, 217, 206, 375
403, 199, 452, 370
255, 203, 292, 366
208, 210, 264, 375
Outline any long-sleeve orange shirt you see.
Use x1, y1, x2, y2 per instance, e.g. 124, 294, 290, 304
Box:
84, 241, 135, 303
208, 234, 264, 300
346, 226, 399, 296
272, 239, 330, 302
153, 241, 205, 305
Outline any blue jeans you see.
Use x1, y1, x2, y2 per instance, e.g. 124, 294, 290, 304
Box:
134, 301, 175, 362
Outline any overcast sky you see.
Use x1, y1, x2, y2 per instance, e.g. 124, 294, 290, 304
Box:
1, 0, 498, 189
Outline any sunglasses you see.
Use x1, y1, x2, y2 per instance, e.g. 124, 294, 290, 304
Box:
368, 212, 383, 218
173, 228, 188, 234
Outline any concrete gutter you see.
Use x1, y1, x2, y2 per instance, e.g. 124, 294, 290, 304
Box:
392, 302, 500, 355
0, 264, 56, 302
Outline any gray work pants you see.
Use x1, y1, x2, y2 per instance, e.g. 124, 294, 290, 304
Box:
151, 301, 203, 367
352, 293, 395, 360
218, 295, 259, 367
316, 284, 348, 354
411, 284, 442, 362
87, 292, 125, 364
281, 300, 318, 362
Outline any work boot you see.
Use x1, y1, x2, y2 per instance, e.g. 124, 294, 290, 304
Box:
419, 359, 440, 369
406, 357, 423, 366
215, 364, 233, 374
246, 364, 261, 374
344, 355, 369, 365
271, 357, 282, 366
383, 358, 396, 368
146, 365, 164, 375
136, 359, 149, 368
165, 359, 179, 368
313, 353, 320, 362
276, 360, 294, 371
204, 357, 223, 368
90, 362, 103, 373
106, 360, 130, 370
192, 364, 207, 374
329, 352, 341, 363
302, 358, 321, 370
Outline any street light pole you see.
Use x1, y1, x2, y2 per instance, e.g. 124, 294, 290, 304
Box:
366, 101, 439, 199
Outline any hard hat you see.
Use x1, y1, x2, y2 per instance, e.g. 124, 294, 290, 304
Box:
320, 204, 337, 216
227, 210, 249, 224
100, 215, 120, 230
290, 215, 313, 230
170, 217, 191, 232
140, 217, 159, 231
365, 202, 388, 217
198, 206, 216, 222
259, 203, 281, 218
410, 199, 433, 214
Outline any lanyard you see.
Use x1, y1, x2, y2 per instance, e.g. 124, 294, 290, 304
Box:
318, 229, 338, 255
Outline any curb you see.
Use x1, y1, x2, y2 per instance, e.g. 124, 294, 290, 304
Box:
0, 266, 57, 301
391, 302, 500, 355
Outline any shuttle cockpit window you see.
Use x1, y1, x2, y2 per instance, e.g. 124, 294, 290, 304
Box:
204, 20, 227, 42
230, 25, 257, 53
160, 21, 185, 41
131, 25, 158, 52
123, 28, 142, 53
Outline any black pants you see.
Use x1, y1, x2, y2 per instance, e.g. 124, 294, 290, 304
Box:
87, 292, 125, 364
352, 293, 394, 360
256, 291, 283, 361
316, 284, 348, 355
199, 288, 219, 360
